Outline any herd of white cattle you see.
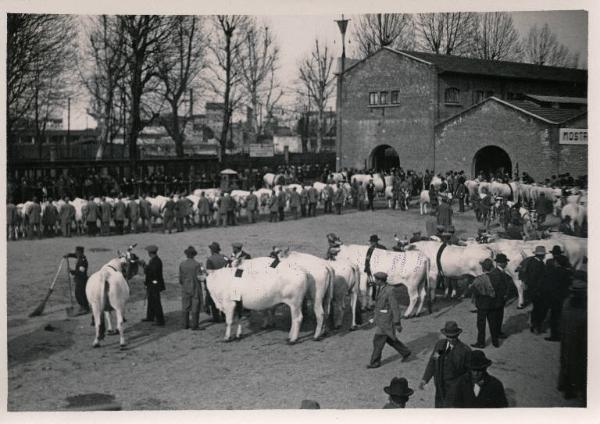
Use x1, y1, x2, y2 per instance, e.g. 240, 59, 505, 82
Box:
88, 230, 586, 348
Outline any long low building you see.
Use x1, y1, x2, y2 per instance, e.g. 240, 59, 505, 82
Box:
336, 48, 588, 180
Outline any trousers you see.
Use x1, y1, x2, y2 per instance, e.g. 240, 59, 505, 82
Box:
369, 333, 411, 365
145, 287, 165, 324
476, 308, 502, 345
182, 293, 201, 329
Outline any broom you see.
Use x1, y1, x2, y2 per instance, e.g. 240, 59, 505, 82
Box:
29, 258, 65, 317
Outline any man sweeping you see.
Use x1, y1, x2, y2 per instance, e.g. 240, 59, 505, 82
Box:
64, 246, 90, 315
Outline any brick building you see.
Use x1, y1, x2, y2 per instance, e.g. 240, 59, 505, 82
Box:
337, 47, 587, 180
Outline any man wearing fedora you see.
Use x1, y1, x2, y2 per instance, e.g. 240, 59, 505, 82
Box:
543, 251, 573, 342
230, 242, 251, 266
470, 258, 497, 348
558, 272, 587, 402
454, 350, 508, 408
205, 242, 228, 323
179, 246, 205, 330
142, 245, 166, 326
366, 272, 411, 369
488, 253, 513, 342
420, 321, 472, 408
383, 377, 414, 408
518, 246, 547, 333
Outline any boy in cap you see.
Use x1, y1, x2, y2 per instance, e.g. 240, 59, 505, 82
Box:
420, 321, 471, 407
454, 350, 508, 408
383, 377, 413, 408
366, 272, 411, 369
142, 245, 166, 326
64, 246, 90, 314
179, 246, 204, 330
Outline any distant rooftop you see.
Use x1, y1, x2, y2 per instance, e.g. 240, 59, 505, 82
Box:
524, 94, 587, 105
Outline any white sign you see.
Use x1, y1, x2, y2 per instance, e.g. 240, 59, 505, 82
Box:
559, 128, 587, 145
249, 143, 274, 157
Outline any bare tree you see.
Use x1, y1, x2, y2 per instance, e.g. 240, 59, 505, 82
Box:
209, 15, 250, 157
353, 13, 415, 58
80, 16, 127, 159
155, 16, 208, 157
523, 23, 578, 67
415, 12, 477, 55
472, 12, 522, 61
7, 14, 77, 146
298, 39, 335, 152
238, 22, 282, 142
117, 15, 172, 163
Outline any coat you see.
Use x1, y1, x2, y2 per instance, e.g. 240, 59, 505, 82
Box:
163, 199, 176, 219
488, 267, 512, 309
138, 198, 150, 219
559, 294, 587, 393
518, 256, 545, 295
422, 339, 472, 408
300, 189, 308, 205
268, 195, 278, 212
333, 188, 345, 204
100, 201, 112, 222
60, 203, 75, 224
373, 284, 403, 340
245, 194, 258, 211
176, 198, 188, 218
218, 196, 229, 214
437, 202, 453, 226
454, 373, 508, 408
66, 254, 88, 284
289, 191, 301, 208
307, 187, 319, 203
113, 201, 126, 221
128, 200, 140, 221
7, 203, 17, 225
277, 191, 287, 208
42, 204, 58, 226
206, 253, 228, 271
179, 258, 203, 299
144, 256, 165, 291
197, 197, 211, 215
85, 202, 98, 222
471, 273, 495, 310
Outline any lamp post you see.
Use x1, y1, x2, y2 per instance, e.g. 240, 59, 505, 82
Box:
335, 14, 349, 172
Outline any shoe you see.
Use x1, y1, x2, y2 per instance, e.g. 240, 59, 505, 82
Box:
517, 305, 525, 309
545, 337, 560, 342
498, 333, 508, 339
471, 343, 486, 348
153, 322, 165, 327
402, 352, 412, 362
141, 318, 153, 322
492, 340, 500, 348
366, 362, 381, 369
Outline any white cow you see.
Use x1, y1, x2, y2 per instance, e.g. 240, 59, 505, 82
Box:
548, 233, 587, 270
263, 173, 285, 188
351, 174, 385, 192
326, 256, 361, 330
206, 260, 309, 343
335, 243, 431, 317
70, 198, 88, 234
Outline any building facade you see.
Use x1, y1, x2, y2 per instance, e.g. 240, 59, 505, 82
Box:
337, 47, 588, 180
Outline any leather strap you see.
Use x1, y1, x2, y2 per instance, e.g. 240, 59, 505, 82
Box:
364, 245, 376, 275
436, 243, 448, 278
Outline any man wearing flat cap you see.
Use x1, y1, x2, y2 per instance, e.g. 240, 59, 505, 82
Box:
518, 245, 547, 332
454, 350, 508, 408
142, 245, 165, 326
64, 246, 89, 315
366, 272, 411, 369
383, 377, 413, 408
179, 246, 205, 330
420, 321, 471, 407
205, 242, 228, 322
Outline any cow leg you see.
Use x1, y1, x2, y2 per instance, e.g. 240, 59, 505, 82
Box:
104, 311, 115, 333
223, 301, 235, 341
404, 285, 419, 318
313, 298, 325, 340
349, 288, 358, 330
288, 303, 303, 343
91, 304, 102, 348
114, 308, 126, 349
416, 281, 428, 316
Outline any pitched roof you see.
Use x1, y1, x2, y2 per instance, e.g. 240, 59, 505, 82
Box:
524, 94, 587, 105
399, 50, 586, 83
436, 96, 587, 128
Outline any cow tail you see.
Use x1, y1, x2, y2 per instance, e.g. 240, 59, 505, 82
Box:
425, 257, 433, 314
99, 270, 110, 339
325, 266, 335, 316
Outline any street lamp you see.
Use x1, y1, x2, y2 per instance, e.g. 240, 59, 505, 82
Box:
335, 14, 349, 172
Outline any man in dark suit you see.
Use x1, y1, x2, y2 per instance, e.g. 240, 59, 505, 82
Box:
454, 350, 508, 408
369, 234, 387, 250
519, 246, 547, 333
64, 246, 89, 315
230, 242, 251, 266
489, 253, 512, 339
420, 321, 472, 407
366, 272, 411, 369
470, 259, 496, 348
543, 252, 573, 342
142, 245, 166, 326
205, 242, 228, 323
179, 246, 204, 330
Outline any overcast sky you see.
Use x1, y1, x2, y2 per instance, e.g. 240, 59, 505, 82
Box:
67, 10, 587, 129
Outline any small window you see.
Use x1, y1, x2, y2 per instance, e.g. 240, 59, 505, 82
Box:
379, 91, 388, 105
369, 92, 378, 105
444, 87, 460, 104
472, 90, 485, 104
391, 91, 399, 104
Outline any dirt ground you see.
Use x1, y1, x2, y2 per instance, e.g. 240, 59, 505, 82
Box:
6, 203, 584, 410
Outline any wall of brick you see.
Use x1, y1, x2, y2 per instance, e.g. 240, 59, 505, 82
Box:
558, 115, 588, 177
339, 49, 437, 171
435, 99, 557, 180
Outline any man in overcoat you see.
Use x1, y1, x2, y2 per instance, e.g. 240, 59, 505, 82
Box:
142, 245, 166, 326
470, 258, 497, 349
437, 197, 453, 228
488, 253, 512, 341
307, 185, 319, 217
113, 196, 127, 235
138, 194, 151, 232
289, 187, 301, 219
419, 321, 472, 407
205, 242, 228, 323
366, 272, 411, 369
453, 350, 508, 408
245, 190, 258, 223
333, 183, 345, 215
99, 197, 112, 236
128, 195, 140, 233
64, 246, 90, 314
179, 246, 204, 330
60, 196, 75, 237
197, 191, 211, 227
519, 246, 547, 331
42, 197, 58, 237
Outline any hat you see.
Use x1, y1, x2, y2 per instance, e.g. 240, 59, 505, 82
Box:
145, 245, 158, 254
413, 231, 421, 235
373, 272, 388, 281
75, 246, 84, 253
480, 258, 494, 271
447, 225, 456, 233
327, 233, 339, 242
436, 225, 445, 232
184, 246, 197, 257
469, 350, 492, 370
232, 242, 243, 249
440, 321, 463, 337
384, 377, 414, 398
495, 253, 509, 263
369, 235, 380, 243
208, 242, 221, 252
534, 246, 546, 255
330, 239, 342, 247
550, 245, 563, 255
300, 400, 320, 409
477, 228, 486, 234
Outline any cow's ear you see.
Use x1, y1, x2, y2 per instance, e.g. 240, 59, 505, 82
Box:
284, 247, 290, 254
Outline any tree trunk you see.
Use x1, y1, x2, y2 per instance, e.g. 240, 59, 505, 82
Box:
219, 32, 232, 161
316, 108, 324, 153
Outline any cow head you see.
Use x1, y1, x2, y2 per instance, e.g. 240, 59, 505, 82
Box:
117, 244, 141, 280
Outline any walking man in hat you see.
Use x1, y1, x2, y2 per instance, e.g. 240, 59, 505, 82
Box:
205, 242, 228, 322
454, 350, 508, 408
366, 272, 412, 369
64, 246, 90, 315
470, 258, 497, 348
383, 377, 414, 408
419, 321, 472, 408
142, 245, 166, 326
179, 246, 204, 330
518, 246, 547, 332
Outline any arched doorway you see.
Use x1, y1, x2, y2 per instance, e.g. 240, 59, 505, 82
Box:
369, 144, 400, 171
473, 146, 512, 179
